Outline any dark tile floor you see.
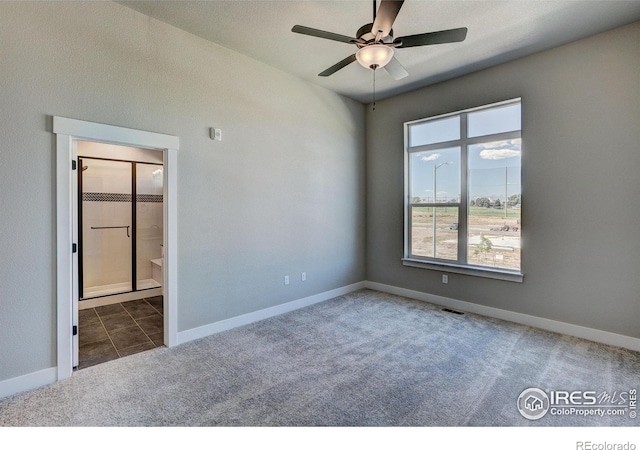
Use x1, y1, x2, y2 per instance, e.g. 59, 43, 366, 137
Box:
78, 296, 164, 369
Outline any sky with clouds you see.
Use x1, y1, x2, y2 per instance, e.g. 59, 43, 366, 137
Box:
409, 102, 521, 203
411, 138, 521, 203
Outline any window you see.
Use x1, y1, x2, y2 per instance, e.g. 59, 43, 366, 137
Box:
404, 99, 522, 281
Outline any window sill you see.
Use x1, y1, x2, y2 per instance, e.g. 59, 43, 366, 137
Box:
402, 258, 524, 283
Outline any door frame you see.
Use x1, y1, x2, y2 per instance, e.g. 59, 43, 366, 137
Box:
54, 116, 179, 380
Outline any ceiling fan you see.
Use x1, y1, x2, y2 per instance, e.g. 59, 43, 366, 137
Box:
292, 0, 468, 80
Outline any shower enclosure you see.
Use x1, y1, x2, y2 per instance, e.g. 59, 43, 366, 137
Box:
79, 157, 163, 300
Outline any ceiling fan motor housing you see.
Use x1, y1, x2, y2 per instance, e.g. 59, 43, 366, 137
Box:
356, 23, 394, 45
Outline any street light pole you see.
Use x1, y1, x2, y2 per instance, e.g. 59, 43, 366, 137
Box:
433, 162, 451, 257
504, 167, 508, 219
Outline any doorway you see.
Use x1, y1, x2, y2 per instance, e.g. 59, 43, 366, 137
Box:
54, 116, 179, 380
76, 143, 165, 368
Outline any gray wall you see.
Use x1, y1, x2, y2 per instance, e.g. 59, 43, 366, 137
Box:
0, 2, 365, 381
366, 22, 640, 338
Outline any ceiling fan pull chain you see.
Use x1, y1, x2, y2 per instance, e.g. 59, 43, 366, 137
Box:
373, 68, 376, 111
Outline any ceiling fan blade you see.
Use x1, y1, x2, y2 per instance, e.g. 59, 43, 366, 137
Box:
292, 25, 355, 44
319, 54, 357, 77
394, 27, 468, 48
384, 56, 409, 80
372, 0, 405, 39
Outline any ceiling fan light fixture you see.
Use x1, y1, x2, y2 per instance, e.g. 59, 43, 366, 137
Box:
356, 44, 394, 70
292, 0, 467, 79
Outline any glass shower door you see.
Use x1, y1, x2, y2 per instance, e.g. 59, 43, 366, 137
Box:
80, 158, 133, 299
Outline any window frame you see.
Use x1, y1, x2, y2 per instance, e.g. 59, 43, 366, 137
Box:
403, 99, 524, 283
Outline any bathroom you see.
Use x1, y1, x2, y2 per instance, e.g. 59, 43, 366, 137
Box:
77, 140, 165, 368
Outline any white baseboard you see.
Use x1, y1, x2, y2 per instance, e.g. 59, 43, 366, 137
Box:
177, 281, 367, 345
365, 281, 640, 352
0, 367, 57, 400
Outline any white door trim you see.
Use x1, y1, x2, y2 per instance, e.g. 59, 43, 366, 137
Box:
54, 116, 179, 380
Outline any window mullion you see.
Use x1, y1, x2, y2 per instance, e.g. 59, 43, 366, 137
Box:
466, 130, 521, 146
408, 139, 463, 153
458, 113, 468, 264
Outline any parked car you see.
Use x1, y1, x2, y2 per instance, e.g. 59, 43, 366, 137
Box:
449, 222, 459, 230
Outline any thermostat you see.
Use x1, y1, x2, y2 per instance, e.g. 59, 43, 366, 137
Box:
210, 127, 222, 141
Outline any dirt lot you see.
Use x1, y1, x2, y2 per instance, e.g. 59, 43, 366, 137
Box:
411, 207, 521, 270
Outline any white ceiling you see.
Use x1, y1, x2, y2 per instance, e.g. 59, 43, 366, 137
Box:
119, 0, 640, 103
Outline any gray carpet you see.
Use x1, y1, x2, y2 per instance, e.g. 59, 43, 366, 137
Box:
1, 289, 639, 426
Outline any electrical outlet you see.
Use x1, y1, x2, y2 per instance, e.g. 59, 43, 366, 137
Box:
301, 272, 306, 281
284, 275, 289, 285
442, 274, 448, 284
